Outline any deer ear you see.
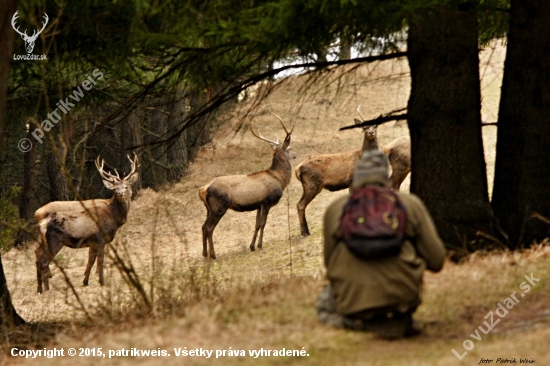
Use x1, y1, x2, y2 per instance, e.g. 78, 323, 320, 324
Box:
354, 118, 362, 125
102, 180, 116, 190
127, 173, 139, 185
282, 135, 291, 150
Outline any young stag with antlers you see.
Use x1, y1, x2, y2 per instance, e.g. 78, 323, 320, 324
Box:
199, 115, 296, 259
35, 154, 139, 293
295, 106, 412, 236
295, 106, 379, 236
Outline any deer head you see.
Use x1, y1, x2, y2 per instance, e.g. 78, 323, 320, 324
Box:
250, 112, 296, 160
354, 105, 378, 140
11, 11, 49, 54
95, 153, 139, 202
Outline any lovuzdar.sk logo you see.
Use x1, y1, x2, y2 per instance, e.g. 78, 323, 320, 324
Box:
12, 10, 49, 61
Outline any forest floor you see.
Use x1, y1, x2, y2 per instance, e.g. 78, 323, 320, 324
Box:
2, 44, 549, 366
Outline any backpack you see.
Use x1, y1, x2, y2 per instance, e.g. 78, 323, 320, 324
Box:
340, 186, 407, 260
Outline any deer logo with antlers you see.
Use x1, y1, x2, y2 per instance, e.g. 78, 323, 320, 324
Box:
11, 11, 49, 54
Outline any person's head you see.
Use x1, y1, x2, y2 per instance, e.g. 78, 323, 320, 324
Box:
352, 150, 390, 189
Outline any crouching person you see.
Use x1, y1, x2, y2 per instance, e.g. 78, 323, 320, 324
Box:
318, 150, 446, 339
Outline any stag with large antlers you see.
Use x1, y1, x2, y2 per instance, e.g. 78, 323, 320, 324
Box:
199, 114, 296, 259
35, 154, 139, 293
12, 11, 49, 54
295, 106, 389, 236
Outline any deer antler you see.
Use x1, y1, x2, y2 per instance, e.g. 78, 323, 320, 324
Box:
249, 125, 279, 146
95, 156, 119, 183
125, 152, 139, 179
270, 112, 294, 135
356, 105, 366, 122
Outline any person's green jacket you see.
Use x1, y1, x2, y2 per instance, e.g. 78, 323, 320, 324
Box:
323, 191, 446, 315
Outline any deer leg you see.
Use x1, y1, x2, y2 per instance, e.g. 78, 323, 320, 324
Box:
297, 183, 322, 237
250, 208, 263, 251
202, 208, 211, 258
36, 259, 43, 294
38, 229, 64, 293
35, 245, 45, 293
97, 243, 105, 286
83, 246, 97, 286
257, 206, 272, 249
36, 222, 53, 278
202, 212, 223, 259
390, 165, 411, 191
36, 258, 53, 293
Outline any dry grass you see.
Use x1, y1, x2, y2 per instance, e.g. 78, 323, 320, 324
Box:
3, 44, 549, 365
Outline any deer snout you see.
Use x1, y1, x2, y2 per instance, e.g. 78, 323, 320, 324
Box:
286, 147, 297, 160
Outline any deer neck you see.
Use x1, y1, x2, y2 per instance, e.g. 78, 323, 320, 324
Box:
107, 194, 131, 226
362, 136, 378, 152
268, 148, 292, 188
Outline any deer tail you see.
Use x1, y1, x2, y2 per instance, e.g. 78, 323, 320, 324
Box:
294, 164, 304, 183
198, 186, 209, 208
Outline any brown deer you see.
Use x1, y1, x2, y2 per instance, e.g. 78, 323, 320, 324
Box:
35, 154, 139, 293
34, 180, 110, 281
295, 106, 379, 236
381, 136, 411, 191
199, 114, 296, 259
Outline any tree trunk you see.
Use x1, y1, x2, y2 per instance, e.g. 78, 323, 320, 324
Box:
0, 0, 18, 159
121, 112, 143, 194
492, 0, 550, 247
167, 97, 189, 182
145, 101, 168, 188
46, 144, 69, 201
407, 5, 493, 251
0, 0, 25, 327
16, 127, 36, 246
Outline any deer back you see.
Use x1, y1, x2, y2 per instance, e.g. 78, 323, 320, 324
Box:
35, 199, 110, 223
295, 149, 360, 190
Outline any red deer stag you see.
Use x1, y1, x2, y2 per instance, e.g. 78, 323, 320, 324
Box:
295, 106, 379, 236
35, 154, 139, 293
35, 179, 110, 281
199, 114, 296, 259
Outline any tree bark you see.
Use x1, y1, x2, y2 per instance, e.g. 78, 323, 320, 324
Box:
407, 5, 493, 251
45, 144, 69, 201
16, 127, 37, 246
0, 0, 18, 158
167, 97, 189, 182
0, 0, 25, 327
492, 0, 550, 247
121, 112, 143, 194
